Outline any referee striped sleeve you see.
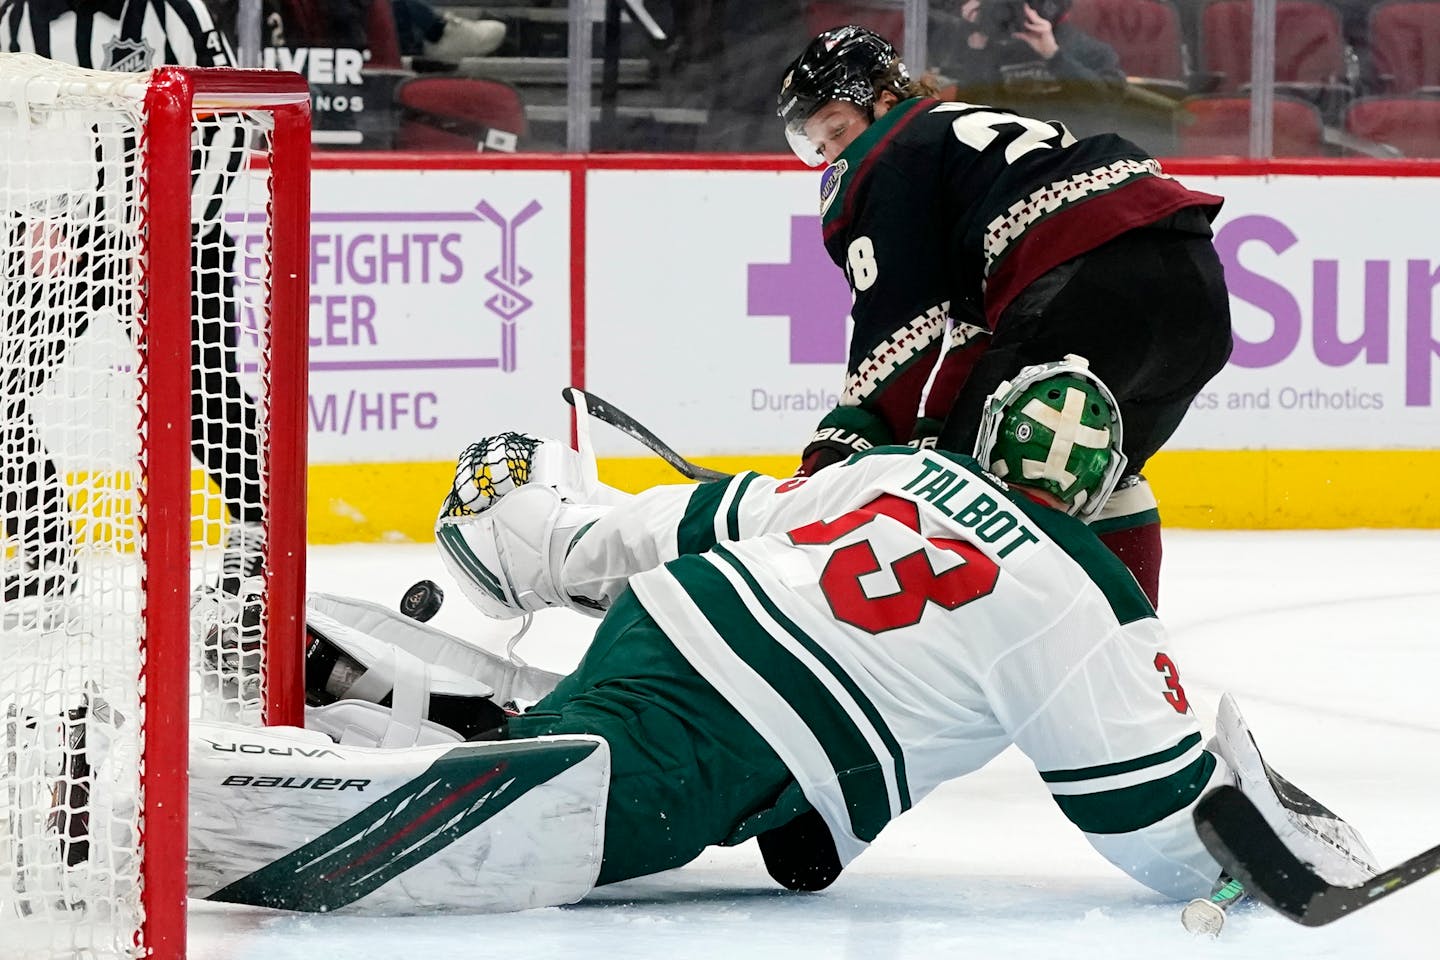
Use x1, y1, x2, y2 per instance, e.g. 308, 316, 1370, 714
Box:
192, 119, 247, 228
159, 0, 232, 67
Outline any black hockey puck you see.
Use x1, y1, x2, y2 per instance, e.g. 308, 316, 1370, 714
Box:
400, 579, 444, 622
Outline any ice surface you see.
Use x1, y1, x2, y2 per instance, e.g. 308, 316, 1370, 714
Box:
189, 530, 1440, 959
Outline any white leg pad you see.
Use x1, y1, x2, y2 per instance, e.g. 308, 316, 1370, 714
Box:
188, 721, 609, 914
309, 592, 566, 708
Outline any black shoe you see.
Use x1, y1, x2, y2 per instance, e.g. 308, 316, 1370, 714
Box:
218, 520, 265, 596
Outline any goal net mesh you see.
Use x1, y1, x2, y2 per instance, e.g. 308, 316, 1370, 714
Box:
0, 54, 297, 958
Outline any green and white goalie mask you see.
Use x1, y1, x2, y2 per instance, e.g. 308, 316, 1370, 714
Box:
973, 355, 1127, 523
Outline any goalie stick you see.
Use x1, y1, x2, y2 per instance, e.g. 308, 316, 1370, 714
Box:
561, 387, 731, 483
1194, 784, 1439, 926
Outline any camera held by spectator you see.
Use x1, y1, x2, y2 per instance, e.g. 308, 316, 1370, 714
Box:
974, 0, 1071, 45
936, 0, 1123, 97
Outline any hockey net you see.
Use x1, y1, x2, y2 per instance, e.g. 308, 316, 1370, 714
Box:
0, 55, 309, 958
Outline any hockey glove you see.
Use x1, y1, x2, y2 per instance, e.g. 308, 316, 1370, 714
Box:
437, 484, 611, 620
796, 405, 893, 476
441, 432, 629, 517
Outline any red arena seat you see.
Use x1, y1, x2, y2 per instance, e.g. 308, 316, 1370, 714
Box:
1200, 0, 1345, 91
394, 76, 527, 151
1068, 0, 1186, 83
1369, 1, 1440, 93
1344, 96, 1440, 156
1175, 95, 1326, 155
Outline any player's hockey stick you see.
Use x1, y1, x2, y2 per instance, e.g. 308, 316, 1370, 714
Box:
561, 387, 731, 483
1194, 784, 1440, 926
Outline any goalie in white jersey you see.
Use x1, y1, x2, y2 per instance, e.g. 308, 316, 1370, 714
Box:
423, 358, 1227, 897
21, 358, 1372, 915
418, 358, 1374, 904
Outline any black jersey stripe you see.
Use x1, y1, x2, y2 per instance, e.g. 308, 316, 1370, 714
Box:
3, 0, 222, 65
192, 119, 247, 226
119, 0, 147, 41
72, 8, 91, 66
3, 1, 21, 51
28, 0, 48, 56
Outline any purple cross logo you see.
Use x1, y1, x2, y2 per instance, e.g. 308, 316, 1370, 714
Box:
747, 216, 851, 364
476, 199, 543, 372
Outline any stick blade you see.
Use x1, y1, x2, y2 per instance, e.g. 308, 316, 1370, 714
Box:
1194, 785, 1333, 926
560, 386, 731, 483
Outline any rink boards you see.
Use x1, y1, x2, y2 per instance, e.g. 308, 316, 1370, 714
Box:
282, 155, 1440, 540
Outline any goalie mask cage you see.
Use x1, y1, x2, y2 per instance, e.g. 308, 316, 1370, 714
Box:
0, 56, 309, 959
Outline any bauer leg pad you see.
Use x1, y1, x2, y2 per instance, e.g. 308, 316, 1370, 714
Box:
188, 721, 609, 914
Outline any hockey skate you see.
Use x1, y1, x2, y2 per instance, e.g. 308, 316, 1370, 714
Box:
190, 581, 265, 713
217, 519, 265, 597
1212, 693, 1377, 887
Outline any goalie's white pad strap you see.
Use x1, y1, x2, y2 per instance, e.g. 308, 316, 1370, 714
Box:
188, 721, 609, 914
305, 700, 463, 749
382, 648, 430, 746
309, 593, 565, 708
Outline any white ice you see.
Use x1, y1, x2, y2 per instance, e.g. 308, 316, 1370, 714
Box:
190, 530, 1440, 959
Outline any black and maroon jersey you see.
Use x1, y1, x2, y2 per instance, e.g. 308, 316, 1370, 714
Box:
805, 96, 1221, 468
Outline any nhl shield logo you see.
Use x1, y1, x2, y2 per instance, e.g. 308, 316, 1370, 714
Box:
819, 159, 847, 216
102, 37, 155, 72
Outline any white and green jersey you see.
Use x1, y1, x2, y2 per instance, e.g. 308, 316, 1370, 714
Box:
558, 447, 1226, 899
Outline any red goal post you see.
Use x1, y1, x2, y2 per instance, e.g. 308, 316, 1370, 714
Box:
0, 58, 309, 959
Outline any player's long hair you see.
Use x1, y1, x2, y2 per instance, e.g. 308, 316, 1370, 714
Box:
875, 59, 941, 105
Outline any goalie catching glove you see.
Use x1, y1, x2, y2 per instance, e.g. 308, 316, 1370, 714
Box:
440, 431, 628, 517
437, 484, 612, 620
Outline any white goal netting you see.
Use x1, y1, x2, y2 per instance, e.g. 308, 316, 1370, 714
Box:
0, 54, 308, 959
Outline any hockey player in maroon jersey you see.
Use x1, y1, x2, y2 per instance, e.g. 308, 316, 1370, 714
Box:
776, 25, 1234, 607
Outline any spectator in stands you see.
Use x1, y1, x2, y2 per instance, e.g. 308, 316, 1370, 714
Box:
931, 0, 1125, 100
214, 0, 505, 63
391, 0, 505, 61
